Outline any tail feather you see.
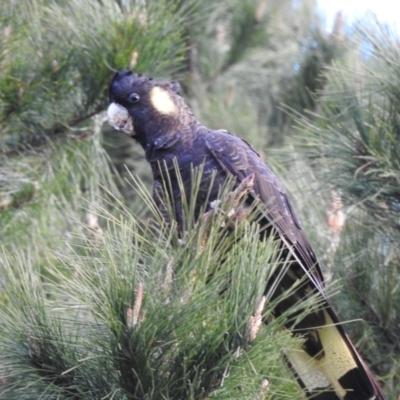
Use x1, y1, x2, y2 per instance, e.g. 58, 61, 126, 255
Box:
285, 304, 386, 400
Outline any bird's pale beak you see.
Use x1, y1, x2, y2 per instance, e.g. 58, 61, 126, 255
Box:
107, 102, 135, 136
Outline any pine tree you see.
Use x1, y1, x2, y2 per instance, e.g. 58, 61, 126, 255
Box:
290, 17, 400, 398
2, 0, 397, 398
0, 0, 313, 397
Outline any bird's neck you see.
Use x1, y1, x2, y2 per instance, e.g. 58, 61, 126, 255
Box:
137, 118, 202, 164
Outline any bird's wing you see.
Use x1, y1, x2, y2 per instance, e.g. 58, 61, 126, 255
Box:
205, 129, 386, 400
205, 130, 324, 290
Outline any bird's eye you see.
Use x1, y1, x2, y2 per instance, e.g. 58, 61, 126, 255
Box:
128, 93, 140, 103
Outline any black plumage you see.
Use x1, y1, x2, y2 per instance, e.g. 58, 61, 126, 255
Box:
107, 70, 386, 400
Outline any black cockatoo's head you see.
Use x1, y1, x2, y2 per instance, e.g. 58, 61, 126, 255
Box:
107, 70, 182, 140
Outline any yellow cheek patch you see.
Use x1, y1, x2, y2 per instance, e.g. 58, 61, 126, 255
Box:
150, 86, 177, 115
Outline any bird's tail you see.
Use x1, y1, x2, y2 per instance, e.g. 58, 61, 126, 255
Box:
284, 303, 386, 400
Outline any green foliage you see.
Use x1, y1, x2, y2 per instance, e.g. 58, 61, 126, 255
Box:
0, 0, 187, 150
294, 54, 400, 233
1, 0, 399, 397
179, 0, 335, 148
0, 173, 303, 399
0, 8, 191, 388
290, 18, 400, 397
0, 120, 115, 249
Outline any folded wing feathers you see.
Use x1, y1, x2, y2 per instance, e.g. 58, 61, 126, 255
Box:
205, 129, 385, 400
